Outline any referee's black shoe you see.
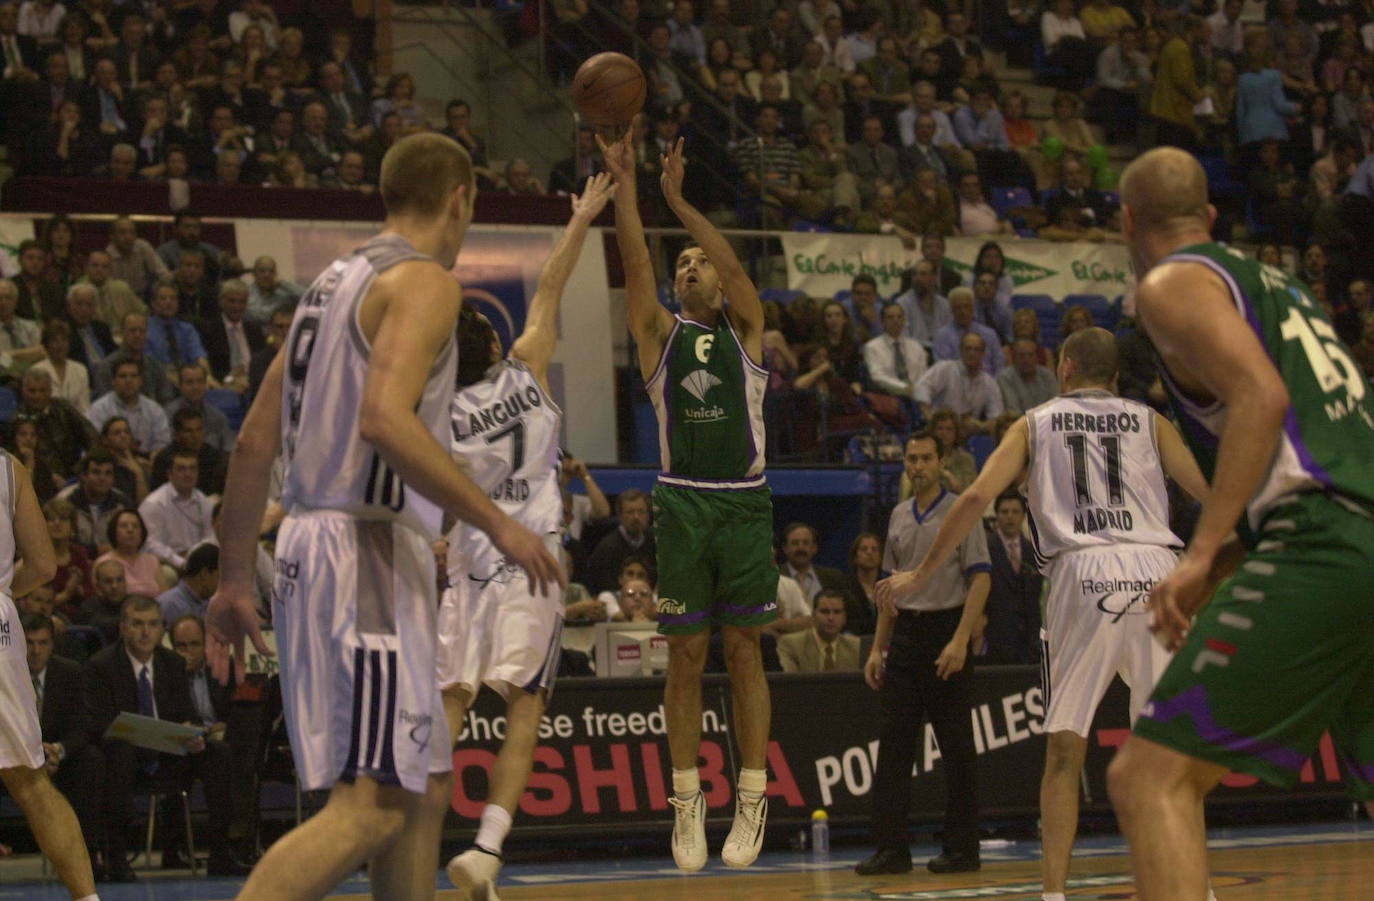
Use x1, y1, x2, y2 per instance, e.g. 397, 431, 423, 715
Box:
927, 850, 981, 873
855, 847, 912, 875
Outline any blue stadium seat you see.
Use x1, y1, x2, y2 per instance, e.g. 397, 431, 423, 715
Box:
1197, 154, 1241, 200
0, 387, 14, 423
991, 186, 1034, 219
968, 433, 996, 471
759, 289, 807, 306
205, 389, 244, 433
1064, 294, 1119, 330
791, 220, 831, 232
1013, 293, 1061, 350
832, 289, 852, 307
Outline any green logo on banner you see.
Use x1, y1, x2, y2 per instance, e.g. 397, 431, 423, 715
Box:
948, 256, 1058, 287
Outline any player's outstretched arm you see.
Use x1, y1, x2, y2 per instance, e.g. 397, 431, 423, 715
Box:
9, 455, 56, 599
597, 129, 673, 379
511, 171, 616, 391
1153, 411, 1209, 504
659, 137, 764, 360
361, 264, 565, 597
206, 351, 284, 683
874, 419, 1028, 613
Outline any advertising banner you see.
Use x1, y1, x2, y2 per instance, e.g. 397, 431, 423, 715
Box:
780, 233, 1135, 301
448, 669, 1351, 836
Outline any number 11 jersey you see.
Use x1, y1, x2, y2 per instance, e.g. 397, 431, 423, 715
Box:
280, 234, 457, 537
1024, 390, 1180, 564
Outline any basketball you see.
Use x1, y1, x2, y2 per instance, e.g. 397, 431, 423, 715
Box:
572, 52, 646, 127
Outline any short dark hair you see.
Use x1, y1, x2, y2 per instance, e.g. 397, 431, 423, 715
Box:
172, 210, 199, 226
445, 98, 470, 115
17, 238, 43, 257
120, 594, 161, 620
906, 428, 939, 452
455, 304, 498, 388
618, 553, 657, 588
171, 406, 204, 431
995, 492, 1026, 513
108, 509, 148, 549
783, 521, 817, 543
851, 274, 877, 291
814, 588, 847, 608
615, 488, 649, 513
183, 542, 219, 577
81, 447, 117, 473
20, 611, 54, 639
113, 358, 141, 378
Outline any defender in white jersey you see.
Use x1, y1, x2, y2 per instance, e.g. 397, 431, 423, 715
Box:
440, 172, 615, 901
874, 328, 1209, 901
0, 453, 100, 900
206, 133, 562, 901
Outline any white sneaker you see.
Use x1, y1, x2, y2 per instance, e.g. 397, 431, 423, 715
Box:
669, 791, 708, 872
446, 847, 502, 900
721, 792, 768, 868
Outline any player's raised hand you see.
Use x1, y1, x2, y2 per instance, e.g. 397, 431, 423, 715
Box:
595, 128, 635, 182
660, 137, 686, 205
570, 171, 617, 220
492, 517, 567, 599
205, 585, 270, 686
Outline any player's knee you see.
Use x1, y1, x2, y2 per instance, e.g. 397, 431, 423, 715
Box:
722, 627, 763, 676
1106, 743, 1147, 813
667, 632, 710, 673
0, 765, 46, 806
1043, 731, 1086, 776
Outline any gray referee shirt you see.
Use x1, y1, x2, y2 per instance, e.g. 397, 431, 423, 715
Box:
883, 488, 991, 612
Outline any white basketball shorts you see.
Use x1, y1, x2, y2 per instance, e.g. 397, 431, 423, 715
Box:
1040, 543, 1178, 737
0, 593, 43, 770
273, 512, 451, 795
437, 532, 563, 700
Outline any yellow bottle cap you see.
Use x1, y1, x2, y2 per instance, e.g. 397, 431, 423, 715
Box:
811, 809, 828, 821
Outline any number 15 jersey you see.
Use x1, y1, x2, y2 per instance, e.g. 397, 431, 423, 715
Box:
280, 234, 457, 537
1024, 390, 1180, 564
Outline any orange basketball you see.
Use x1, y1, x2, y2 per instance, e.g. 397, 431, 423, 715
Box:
572, 52, 647, 127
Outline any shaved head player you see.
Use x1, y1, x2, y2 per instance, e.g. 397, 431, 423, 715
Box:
1108, 147, 1374, 900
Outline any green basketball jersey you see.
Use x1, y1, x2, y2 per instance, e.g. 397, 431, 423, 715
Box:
1160, 243, 1374, 538
646, 311, 767, 485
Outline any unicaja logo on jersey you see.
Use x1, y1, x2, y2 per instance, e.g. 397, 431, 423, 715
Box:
681, 369, 721, 403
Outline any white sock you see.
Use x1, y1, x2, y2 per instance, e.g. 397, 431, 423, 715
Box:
1043, 893, 1067, 901
1207, 890, 1218, 901
672, 767, 700, 800
737, 767, 767, 800
474, 804, 513, 856
76, 896, 100, 901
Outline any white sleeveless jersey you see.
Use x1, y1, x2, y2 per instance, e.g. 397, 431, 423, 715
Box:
1024, 390, 1180, 563
280, 235, 457, 537
445, 358, 562, 579
0, 454, 15, 594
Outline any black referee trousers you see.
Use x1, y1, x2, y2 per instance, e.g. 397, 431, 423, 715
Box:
871, 606, 979, 855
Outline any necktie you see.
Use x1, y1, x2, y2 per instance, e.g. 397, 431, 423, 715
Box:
4, 322, 17, 349
823, 643, 836, 671
32, 674, 42, 716
163, 318, 181, 366
4, 36, 17, 70
229, 322, 244, 369
892, 338, 908, 382
334, 93, 351, 126
1007, 536, 1022, 573
137, 665, 158, 774
871, 146, 880, 173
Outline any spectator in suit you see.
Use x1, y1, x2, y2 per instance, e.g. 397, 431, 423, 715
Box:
749, 4, 805, 69
898, 112, 957, 184
244, 255, 300, 327
164, 361, 233, 453
861, 36, 911, 106
56, 448, 131, 556
106, 217, 169, 302
146, 278, 210, 381
19, 366, 95, 478
77, 249, 144, 338
315, 60, 371, 146
778, 590, 861, 672
79, 56, 130, 140
76, 557, 127, 644
895, 258, 952, 349
131, 94, 189, 178
781, 521, 845, 603
21, 612, 104, 865
199, 278, 263, 388
291, 99, 342, 179
439, 98, 496, 190
155, 212, 221, 286
108, 12, 158, 93
981, 494, 1043, 664
549, 124, 603, 196
997, 338, 1058, 413
934, 10, 983, 81
846, 115, 902, 207
841, 71, 898, 146
934, 288, 1003, 374
157, 543, 218, 624
12, 240, 62, 323
247, 303, 290, 402
84, 594, 249, 877
864, 300, 928, 408
94, 314, 175, 403
584, 489, 655, 594
790, 36, 843, 107
1045, 155, 1117, 231
33, 47, 79, 121
150, 406, 226, 495
842, 531, 884, 636
970, 270, 1013, 343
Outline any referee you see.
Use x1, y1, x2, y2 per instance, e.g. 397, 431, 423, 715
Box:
856, 430, 990, 876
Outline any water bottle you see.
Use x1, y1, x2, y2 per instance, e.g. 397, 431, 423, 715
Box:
810, 809, 830, 855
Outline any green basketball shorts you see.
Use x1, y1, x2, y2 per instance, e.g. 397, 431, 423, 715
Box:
651, 480, 780, 636
1133, 493, 1374, 798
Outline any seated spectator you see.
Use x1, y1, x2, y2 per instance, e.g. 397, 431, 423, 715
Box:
998, 338, 1059, 413
860, 36, 910, 106
31, 319, 89, 413
1311, 135, 1360, 204
57, 449, 131, 556
8, 414, 62, 503
105, 218, 169, 304
168, 615, 234, 749
1041, 0, 1095, 89
796, 118, 860, 228
954, 170, 1011, 236
863, 300, 927, 406
76, 558, 127, 644
584, 489, 654, 594
44, 496, 92, 621
266, 148, 317, 188
21, 612, 103, 864
953, 84, 1030, 188
92, 317, 170, 405
12, 239, 63, 323
98, 416, 150, 503
813, 15, 855, 74
611, 577, 658, 624
315, 60, 371, 146
1040, 92, 1098, 187
146, 278, 211, 380
1352, 313, 1374, 380
643, 22, 686, 111
971, 269, 1013, 343
169, 251, 218, 324
855, 182, 917, 236
934, 287, 1003, 373
80, 56, 130, 140
778, 589, 860, 672
899, 165, 958, 236
199, 278, 263, 389
899, 113, 955, 189
1044, 155, 1118, 234
801, 79, 845, 146
780, 521, 845, 604
291, 100, 342, 179
1331, 68, 1369, 136
1095, 26, 1151, 145
500, 158, 545, 196
1060, 304, 1094, 347
980, 493, 1043, 664
26, 96, 102, 176
151, 406, 227, 496
1334, 277, 1372, 346
74, 251, 142, 349
966, 241, 1015, 306
790, 35, 843, 107
1247, 138, 1309, 246
845, 113, 903, 205
916, 332, 1004, 432
894, 258, 952, 349
244, 255, 300, 326
439, 99, 496, 189
1257, 243, 1285, 270
328, 149, 375, 193
95, 509, 168, 597
19, 366, 95, 478
841, 70, 899, 146
897, 81, 972, 174
933, 9, 982, 82
842, 273, 882, 342
0, 277, 44, 372
140, 448, 215, 569
248, 304, 291, 401
580, 554, 653, 623
165, 362, 234, 453
88, 357, 172, 455
842, 531, 884, 636
84, 595, 247, 877
733, 103, 802, 227
930, 407, 978, 491
1001, 90, 1040, 159
549, 124, 602, 196
157, 542, 219, 623
156, 212, 221, 283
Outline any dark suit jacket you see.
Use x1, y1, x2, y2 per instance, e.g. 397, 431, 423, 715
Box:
841, 98, 900, 146
24, 122, 103, 177
198, 315, 265, 382
0, 31, 39, 71
107, 42, 161, 88
78, 84, 131, 136
83, 643, 198, 746
936, 36, 984, 80
983, 527, 1043, 664
548, 156, 604, 196
291, 130, 343, 178
15, 275, 63, 323
584, 527, 657, 595
748, 26, 806, 69
131, 124, 192, 170
39, 655, 91, 757
316, 89, 369, 137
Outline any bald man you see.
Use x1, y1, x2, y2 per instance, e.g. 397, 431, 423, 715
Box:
874, 326, 1207, 901
1107, 147, 1374, 900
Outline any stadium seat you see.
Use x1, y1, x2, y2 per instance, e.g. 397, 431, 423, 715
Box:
968, 433, 996, 471
832, 289, 852, 307
0, 387, 15, 423
791, 220, 831, 232
1064, 294, 1119, 330
991, 186, 1034, 219
759, 288, 807, 306
205, 388, 245, 432
1013, 294, 1061, 350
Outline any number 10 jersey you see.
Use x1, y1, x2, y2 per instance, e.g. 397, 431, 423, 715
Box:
279, 234, 457, 537
1024, 390, 1180, 565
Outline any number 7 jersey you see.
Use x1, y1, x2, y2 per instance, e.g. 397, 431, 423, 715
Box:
1160, 243, 1374, 541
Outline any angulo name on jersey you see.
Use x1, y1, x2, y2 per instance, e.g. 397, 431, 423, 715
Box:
453, 385, 545, 441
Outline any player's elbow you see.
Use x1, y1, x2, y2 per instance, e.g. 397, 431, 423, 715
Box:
28, 553, 57, 586
357, 402, 396, 450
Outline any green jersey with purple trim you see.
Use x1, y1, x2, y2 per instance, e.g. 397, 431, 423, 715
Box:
1160, 243, 1374, 539
646, 311, 767, 483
